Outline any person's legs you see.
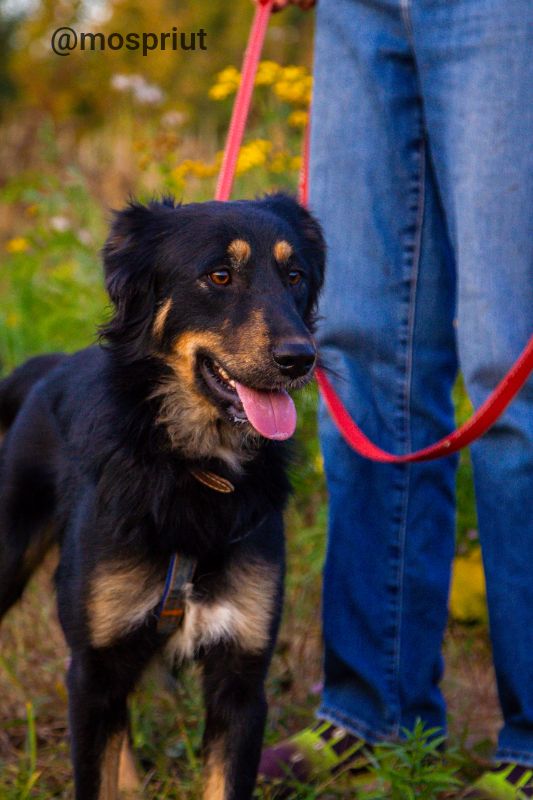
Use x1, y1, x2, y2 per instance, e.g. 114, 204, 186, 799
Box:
411, 0, 533, 765
310, 0, 458, 742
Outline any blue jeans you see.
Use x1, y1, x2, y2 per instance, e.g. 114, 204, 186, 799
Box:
311, 0, 533, 765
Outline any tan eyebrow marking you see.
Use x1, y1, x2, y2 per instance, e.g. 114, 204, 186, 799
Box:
273, 240, 293, 263
152, 297, 173, 340
227, 239, 251, 264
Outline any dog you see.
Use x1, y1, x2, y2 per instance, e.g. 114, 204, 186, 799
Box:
0, 194, 325, 800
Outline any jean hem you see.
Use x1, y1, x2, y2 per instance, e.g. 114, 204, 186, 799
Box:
316, 703, 398, 745
494, 748, 533, 769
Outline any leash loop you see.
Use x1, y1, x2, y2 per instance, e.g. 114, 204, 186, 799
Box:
316, 339, 533, 462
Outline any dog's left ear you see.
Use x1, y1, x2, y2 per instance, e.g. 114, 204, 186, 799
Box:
258, 193, 326, 299
102, 201, 167, 307
100, 199, 176, 352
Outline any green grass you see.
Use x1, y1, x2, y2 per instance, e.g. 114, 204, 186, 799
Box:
359, 721, 463, 800
4, 703, 41, 800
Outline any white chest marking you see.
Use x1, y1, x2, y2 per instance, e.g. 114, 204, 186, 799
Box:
166, 561, 278, 661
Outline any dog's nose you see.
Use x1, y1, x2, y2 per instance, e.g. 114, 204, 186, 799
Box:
272, 341, 316, 379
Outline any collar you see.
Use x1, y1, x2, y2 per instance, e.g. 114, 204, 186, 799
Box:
190, 468, 235, 493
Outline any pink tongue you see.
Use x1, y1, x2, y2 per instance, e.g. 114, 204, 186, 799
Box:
235, 383, 297, 440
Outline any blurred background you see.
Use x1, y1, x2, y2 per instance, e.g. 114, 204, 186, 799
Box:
0, 1, 497, 797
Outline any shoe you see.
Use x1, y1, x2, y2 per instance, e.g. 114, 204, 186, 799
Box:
257, 720, 372, 795
468, 763, 533, 799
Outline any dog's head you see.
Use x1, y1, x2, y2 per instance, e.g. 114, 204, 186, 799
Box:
101, 194, 325, 464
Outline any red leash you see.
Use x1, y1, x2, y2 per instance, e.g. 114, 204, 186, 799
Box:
316, 350, 533, 463
215, 1, 533, 462
215, 0, 274, 202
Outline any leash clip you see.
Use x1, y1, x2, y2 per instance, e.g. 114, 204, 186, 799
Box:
156, 554, 197, 635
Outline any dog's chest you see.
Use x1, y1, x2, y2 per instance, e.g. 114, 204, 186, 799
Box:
87, 557, 278, 657
166, 588, 264, 661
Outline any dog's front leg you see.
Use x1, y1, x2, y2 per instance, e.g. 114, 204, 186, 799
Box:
201, 647, 271, 800
67, 652, 133, 800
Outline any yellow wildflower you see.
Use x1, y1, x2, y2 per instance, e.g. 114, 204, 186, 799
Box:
274, 76, 313, 106
449, 546, 487, 623
288, 110, 309, 128
216, 66, 241, 85
280, 65, 308, 81
290, 155, 303, 171
209, 66, 241, 100
5, 237, 30, 253
5, 311, 20, 329
255, 60, 282, 87
236, 139, 272, 175
190, 160, 219, 178
172, 156, 220, 182
269, 151, 290, 174
172, 159, 195, 180
208, 83, 237, 101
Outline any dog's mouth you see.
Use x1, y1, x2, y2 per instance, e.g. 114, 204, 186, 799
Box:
198, 357, 297, 441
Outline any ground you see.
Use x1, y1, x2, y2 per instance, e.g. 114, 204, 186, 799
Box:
0, 540, 499, 799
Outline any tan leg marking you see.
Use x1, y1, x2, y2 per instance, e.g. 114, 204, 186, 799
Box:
225, 560, 279, 652
118, 737, 142, 795
227, 239, 251, 265
273, 240, 293, 263
152, 298, 173, 340
88, 562, 164, 648
204, 744, 226, 800
98, 731, 122, 800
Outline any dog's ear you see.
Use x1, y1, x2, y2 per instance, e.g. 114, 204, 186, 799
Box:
103, 201, 163, 307
100, 199, 176, 354
259, 193, 326, 296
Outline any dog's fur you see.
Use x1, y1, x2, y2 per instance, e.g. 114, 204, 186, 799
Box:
0, 194, 325, 800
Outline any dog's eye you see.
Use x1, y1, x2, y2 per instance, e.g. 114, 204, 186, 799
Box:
288, 270, 302, 286
208, 269, 232, 286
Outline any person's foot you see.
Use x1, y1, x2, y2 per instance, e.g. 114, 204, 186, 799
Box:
257, 720, 373, 795
466, 763, 533, 799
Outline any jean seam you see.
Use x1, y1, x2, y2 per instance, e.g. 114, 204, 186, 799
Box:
400, 0, 414, 40
388, 114, 426, 731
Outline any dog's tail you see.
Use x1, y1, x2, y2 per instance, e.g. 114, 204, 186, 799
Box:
0, 353, 67, 434
0, 353, 67, 619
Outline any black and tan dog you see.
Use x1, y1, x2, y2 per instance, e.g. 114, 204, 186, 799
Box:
0, 194, 325, 800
